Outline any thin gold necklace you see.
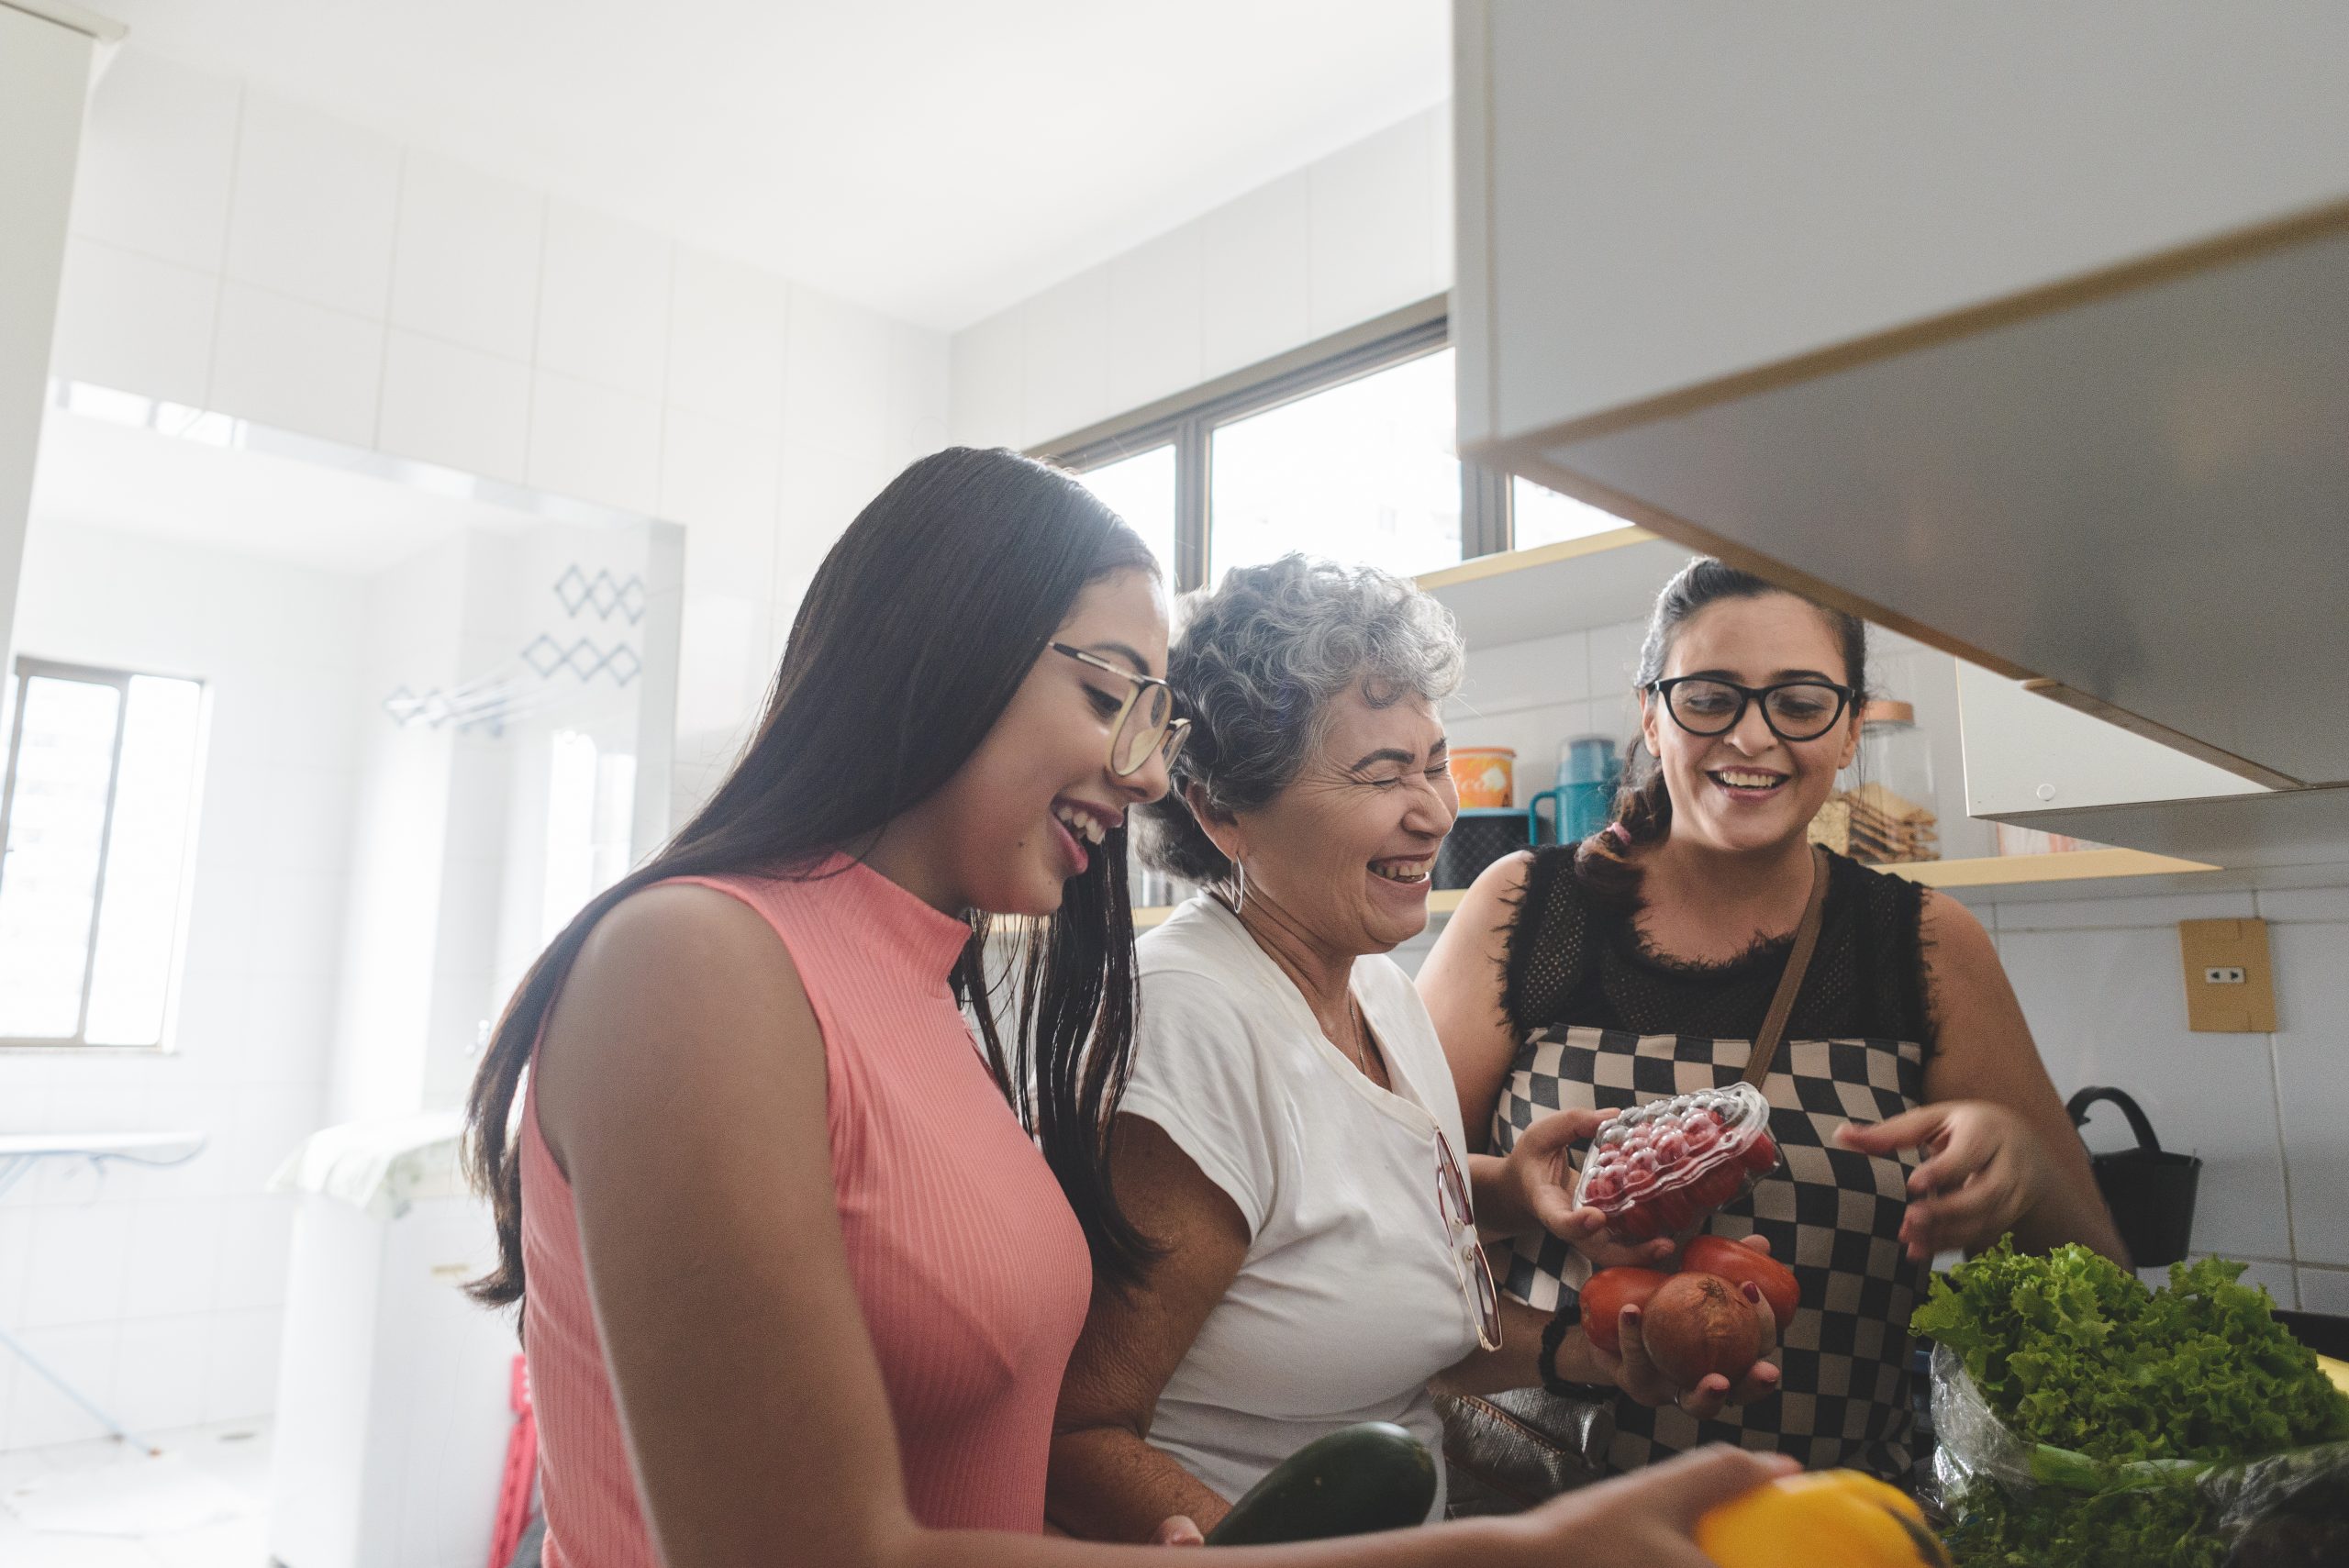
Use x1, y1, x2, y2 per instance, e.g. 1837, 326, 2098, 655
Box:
1338, 995, 1383, 1083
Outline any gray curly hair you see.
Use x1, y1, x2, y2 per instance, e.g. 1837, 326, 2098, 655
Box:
1141, 554, 1466, 889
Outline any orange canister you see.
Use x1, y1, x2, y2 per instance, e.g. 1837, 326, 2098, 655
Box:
1450, 747, 1516, 808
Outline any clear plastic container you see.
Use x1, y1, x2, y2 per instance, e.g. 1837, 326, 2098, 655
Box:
1571, 1084, 1782, 1242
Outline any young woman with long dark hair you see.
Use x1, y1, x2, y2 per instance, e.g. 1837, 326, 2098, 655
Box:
464, 452, 1790, 1568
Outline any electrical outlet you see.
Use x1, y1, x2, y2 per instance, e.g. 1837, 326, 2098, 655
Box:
2178, 919, 2277, 1032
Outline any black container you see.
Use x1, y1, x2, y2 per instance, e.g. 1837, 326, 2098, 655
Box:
1435, 808, 1533, 891
2066, 1085, 2200, 1268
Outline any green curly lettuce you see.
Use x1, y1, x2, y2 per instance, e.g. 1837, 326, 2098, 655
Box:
1912, 1242, 2349, 1465
1911, 1241, 2349, 1567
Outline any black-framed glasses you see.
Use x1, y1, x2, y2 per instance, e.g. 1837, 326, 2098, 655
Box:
1434, 1129, 1503, 1352
1648, 676, 1856, 743
1049, 642, 1192, 779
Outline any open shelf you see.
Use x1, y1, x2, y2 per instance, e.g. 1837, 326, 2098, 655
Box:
1129, 851, 2208, 930
1415, 527, 1691, 650
1872, 847, 2215, 887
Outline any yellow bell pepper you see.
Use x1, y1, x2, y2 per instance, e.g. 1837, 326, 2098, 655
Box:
1694, 1469, 1952, 1568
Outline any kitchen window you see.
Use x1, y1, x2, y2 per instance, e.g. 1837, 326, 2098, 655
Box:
1045, 298, 1632, 591
0, 657, 206, 1048
1072, 441, 1178, 580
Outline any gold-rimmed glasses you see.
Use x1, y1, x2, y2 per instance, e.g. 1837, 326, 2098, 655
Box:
1049, 641, 1192, 779
1434, 1129, 1503, 1352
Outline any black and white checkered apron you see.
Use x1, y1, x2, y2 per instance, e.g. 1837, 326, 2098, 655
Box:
1492, 1024, 1931, 1478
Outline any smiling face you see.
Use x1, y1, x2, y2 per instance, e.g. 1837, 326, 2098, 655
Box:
1639, 593, 1862, 857
1210, 684, 1458, 957
911, 566, 1174, 917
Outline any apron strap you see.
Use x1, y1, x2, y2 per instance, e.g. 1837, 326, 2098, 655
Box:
1742, 846, 1831, 1088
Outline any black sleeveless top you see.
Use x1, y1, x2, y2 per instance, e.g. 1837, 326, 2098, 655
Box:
1488, 844, 1936, 1480
1501, 844, 1932, 1050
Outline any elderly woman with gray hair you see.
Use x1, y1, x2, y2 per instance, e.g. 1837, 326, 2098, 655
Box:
1043, 557, 1776, 1546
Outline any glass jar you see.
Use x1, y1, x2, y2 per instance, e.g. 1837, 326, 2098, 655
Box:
1811, 700, 1939, 864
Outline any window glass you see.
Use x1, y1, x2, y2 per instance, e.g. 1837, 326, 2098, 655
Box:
0, 665, 206, 1045
1512, 477, 1631, 550
83, 676, 206, 1045
1208, 348, 1461, 582
1074, 444, 1178, 584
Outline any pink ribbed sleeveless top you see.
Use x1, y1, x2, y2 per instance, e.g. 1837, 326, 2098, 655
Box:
517, 856, 1094, 1565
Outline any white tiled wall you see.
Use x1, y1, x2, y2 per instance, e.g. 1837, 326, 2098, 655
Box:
1984, 886, 2349, 1309
949, 105, 1452, 450
51, 46, 952, 827
1, 520, 362, 1450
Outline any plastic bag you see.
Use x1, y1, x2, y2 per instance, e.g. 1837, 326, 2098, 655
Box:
1926, 1343, 2349, 1564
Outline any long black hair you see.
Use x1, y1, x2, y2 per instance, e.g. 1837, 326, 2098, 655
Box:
464, 447, 1162, 1307
1575, 558, 1868, 904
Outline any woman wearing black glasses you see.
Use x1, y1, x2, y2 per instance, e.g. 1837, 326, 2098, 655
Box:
1419, 557, 2125, 1493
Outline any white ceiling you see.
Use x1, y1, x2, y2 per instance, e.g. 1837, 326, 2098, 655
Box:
95, 0, 1451, 332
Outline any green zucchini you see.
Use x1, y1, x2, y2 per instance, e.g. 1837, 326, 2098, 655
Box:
1204, 1421, 1437, 1547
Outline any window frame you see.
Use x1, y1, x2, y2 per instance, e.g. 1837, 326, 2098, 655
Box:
1035, 295, 1516, 592
0, 654, 201, 1051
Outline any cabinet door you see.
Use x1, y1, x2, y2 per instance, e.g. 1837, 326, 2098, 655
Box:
0, 4, 95, 663
1956, 662, 2266, 821
1455, 0, 2349, 450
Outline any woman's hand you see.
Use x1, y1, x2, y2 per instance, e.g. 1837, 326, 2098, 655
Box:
1836, 1099, 2053, 1262
1586, 1237, 1784, 1418
1515, 1444, 1799, 1567
1492, 1109, 1676, 1270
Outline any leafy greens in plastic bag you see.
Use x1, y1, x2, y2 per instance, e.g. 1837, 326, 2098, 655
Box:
1911, 1240, 2349, 1567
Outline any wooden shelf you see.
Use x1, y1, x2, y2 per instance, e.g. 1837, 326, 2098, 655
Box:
1415, 527, 1691, 650
1873, 847, 2216, 887
1130, 852, 2210, 929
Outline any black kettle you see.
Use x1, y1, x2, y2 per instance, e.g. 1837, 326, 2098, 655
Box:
2065, 1086, 2201, 1268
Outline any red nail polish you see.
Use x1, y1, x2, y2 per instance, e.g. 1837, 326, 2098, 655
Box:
1741, 1281, 1762, 1304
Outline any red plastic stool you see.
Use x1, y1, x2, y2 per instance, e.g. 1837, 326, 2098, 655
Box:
487, 1354, 539, 1568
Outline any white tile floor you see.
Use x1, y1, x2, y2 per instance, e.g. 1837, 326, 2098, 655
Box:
0, 1422, 272, 1568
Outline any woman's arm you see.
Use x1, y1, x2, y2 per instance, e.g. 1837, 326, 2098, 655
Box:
1418, 851, 1533, 1160
1047, 1115, 1249, 1541
1836, 891, 2128, 1265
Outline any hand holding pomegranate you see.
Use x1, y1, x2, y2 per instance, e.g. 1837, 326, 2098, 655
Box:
1582, 1235, 1787, 1418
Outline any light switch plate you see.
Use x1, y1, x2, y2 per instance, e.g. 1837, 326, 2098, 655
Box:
2178, 918, 2277, 1032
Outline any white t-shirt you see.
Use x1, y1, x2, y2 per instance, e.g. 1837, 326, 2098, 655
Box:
1121, 895, 1480, 1518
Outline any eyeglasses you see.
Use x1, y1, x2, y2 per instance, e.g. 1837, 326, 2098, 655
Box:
1648, 676, 1856, 743
1049, 642, 1193, 779
1434, 1129, 1503, 1352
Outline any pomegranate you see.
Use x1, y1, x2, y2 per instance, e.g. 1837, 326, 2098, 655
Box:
1639, 1272, 1768, 1388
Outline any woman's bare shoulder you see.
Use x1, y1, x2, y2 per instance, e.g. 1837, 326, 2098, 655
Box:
538, 880, 818, 1167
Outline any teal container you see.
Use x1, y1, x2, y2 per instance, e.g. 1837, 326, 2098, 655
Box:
1530, 737, 1622, 845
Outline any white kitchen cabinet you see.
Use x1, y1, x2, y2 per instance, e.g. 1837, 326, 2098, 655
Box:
0, 2, 113, 666
1453, 1, 2349, 860
1956, 665, 2266, 819
1454, 1, 2349, 455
